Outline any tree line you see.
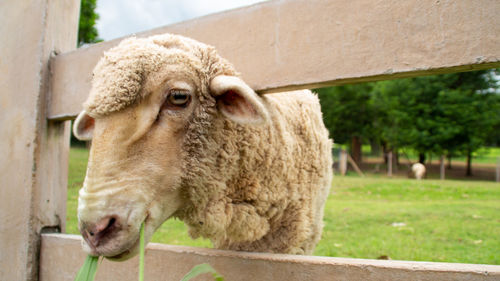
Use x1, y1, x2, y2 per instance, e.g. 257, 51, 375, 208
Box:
316, 70, 500, 176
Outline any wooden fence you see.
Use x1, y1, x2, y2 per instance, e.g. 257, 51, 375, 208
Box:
1, 0, 499, 280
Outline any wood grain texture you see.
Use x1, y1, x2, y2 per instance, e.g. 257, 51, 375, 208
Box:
40, 234, 500, 281
48, 0, 500, 119
0, 1, 78, 279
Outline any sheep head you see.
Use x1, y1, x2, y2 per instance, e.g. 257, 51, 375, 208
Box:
73, 34, 269, 260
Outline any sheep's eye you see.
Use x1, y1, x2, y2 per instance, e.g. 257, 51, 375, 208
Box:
167, 90, 191, 107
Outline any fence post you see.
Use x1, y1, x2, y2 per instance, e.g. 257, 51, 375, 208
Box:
393, 149, 398, 173
0, 1, 79, 280
339, 149, 347, 176
387, 151, 393, 177
440, 154, 445, 180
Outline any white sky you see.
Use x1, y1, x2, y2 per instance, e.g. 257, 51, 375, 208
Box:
96, 0, 268, 41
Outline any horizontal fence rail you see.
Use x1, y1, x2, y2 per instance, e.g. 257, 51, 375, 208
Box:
40, 234, 500, 281
48, 0, 500, 120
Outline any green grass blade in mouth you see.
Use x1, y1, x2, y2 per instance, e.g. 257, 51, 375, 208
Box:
139, 222, 145, 281
74, 255, 100, 281
74, 223, 146, 281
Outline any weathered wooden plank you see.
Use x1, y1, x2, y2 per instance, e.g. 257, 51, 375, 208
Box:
0, 1, 79, 280
40, 234, 500, 281
48, 0, 500, 120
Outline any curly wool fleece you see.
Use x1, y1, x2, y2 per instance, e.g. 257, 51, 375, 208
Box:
85, 33, 333, 254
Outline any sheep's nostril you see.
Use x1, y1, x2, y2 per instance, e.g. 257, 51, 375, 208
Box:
107, 217, 116, 230
81, 215, 120, 248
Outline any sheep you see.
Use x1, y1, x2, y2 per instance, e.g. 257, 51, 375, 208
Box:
410, 163, 426, 180
73, 33, 333, 260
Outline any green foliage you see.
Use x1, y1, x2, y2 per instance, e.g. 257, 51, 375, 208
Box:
437, 88, 498, 156
373, 71, 499, 155
74, 255, 100, 281
316, 83, 376, 144
78, 0, 101, 46
317, 69, 500, 169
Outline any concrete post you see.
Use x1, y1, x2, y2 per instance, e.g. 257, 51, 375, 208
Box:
440, 154, 445, 180
387, 151, 393, 177
339, 149, 347, 176
0, 1, 79, 280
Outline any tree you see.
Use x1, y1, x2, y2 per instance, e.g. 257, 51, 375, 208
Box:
437, 70, 499, 175
375, 76, 452, 163
371, 78, 415, 163
78, 0, 101, 46
318, 69, 499, 176
316, 83, 376, 164
371, 70, 499, 175
438, 88, 499, 175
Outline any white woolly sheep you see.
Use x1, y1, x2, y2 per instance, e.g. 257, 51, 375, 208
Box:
73, 33, 333, 260
411, 163, 426, 180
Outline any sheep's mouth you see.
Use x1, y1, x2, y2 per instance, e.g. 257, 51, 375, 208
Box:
106, 216, 149, 261
106, 236, 141, 261
83, 230, 140, 261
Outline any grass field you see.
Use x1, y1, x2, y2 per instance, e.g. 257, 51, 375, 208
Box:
67, 147, 500, 265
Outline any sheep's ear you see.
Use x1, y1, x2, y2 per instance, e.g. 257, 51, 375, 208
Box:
73, 111, 94, 141
210, 75, 269, 124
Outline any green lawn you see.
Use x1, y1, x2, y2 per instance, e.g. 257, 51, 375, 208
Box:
317, 177, 499, 264
67, 147, 500, 264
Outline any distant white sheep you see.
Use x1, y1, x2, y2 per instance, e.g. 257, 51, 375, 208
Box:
411, 163, 426, 180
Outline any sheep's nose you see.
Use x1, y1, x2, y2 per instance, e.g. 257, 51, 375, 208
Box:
80, 216, 120, 248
